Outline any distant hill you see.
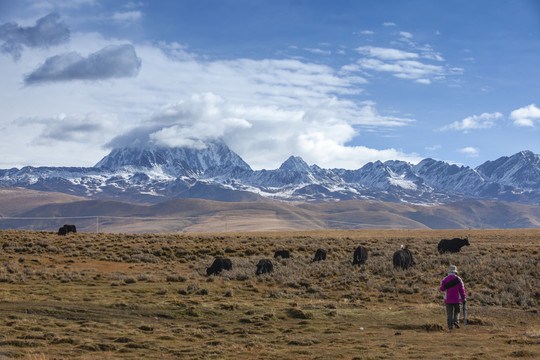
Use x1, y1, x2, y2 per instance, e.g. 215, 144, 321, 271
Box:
2, 188, 540, 233
0, 187, 86, 217
298, 200, 540, 230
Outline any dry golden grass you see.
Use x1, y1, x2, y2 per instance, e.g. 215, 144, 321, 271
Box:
0, 229, 538, 359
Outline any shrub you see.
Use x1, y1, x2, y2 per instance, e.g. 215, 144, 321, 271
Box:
166, 274, 188, 282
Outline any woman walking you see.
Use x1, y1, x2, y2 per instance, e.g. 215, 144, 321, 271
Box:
440, 265, 466, 330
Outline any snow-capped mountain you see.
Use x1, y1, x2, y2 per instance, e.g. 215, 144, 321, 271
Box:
243, 156, 340, 188
413, 158, 485, 194
476, 151, 540, 191
1, 143, 540, 206
337, 160, 424, 191
95, 141, 252, 177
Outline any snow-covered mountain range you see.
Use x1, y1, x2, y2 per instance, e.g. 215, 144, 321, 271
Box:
1, 141, 540, 206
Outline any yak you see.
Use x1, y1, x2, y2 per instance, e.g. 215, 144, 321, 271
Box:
274, 250, 290, 259
58, 224, 77, 236
353, 246, 368, 265
206, 257, 233, 276
313, 248, 327, 262
393, 247, 415, 269
438, 238, 470, 254
255, 259, 274, 275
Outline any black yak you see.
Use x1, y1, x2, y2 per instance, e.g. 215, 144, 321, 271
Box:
353, 246, 368, 265
58, 224, 77, 235
255, 259, 274, 275
313, 248, 327, 262
206, 257, 233, 276
393, 247, 415, 269
274, 250, 290, 259
64, 224, 77, 233
438, 238, 470, 254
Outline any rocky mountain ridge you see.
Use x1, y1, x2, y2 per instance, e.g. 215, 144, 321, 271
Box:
1, 143, 539, 206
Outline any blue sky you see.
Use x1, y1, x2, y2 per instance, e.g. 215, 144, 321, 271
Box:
1, 0, 539, 170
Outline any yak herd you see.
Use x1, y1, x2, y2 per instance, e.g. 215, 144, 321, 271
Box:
53, 226, 470, 276
206, 237, 471, 276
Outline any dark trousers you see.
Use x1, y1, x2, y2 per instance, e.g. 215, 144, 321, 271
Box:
446, 303, 461, 329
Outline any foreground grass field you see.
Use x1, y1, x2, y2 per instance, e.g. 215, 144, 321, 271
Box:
0, 229, 538, 359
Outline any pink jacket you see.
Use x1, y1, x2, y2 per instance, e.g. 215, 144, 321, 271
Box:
440, 274, 466, 304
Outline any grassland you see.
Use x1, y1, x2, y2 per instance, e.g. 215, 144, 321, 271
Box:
0, 229, 538, 359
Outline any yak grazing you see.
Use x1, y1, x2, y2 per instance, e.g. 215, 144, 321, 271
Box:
313, 248, 327, 262
274, 250, 290, 259
58, 224, 77, 236
206, 257, 233, 276
255, 259, 274, 275
393, 247, 415, 269
438, 238, 470, 254
353, 246, 368, 265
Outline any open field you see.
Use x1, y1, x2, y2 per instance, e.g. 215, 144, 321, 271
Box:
0, 229, 539, 359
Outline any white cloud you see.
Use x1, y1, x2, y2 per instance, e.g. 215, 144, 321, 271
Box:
105, 91, 417, 170
510, 104, 540, 127
416, 78, 431, 84
0, 28, 420, 169
352, 104, 414, 127
441, 112, 503, 132
303, 48, 331, 55
400, 31, 413, 39
418, 44, 444, 61
459, 147, 479, 157
383, 22, 396, 27
296, 133, 421, 169
111, 93, 254, 149
349, 32, 456, 84
112, 11, 142, 24
25, 0, 96, 12
425, 145, 442, 152
16, 112, 119, 144
355, 46, 418, 60
356, 58, 445, 82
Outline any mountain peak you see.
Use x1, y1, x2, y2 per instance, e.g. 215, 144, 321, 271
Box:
516, 150, 537, 161
2, 149, 540, 206
94, 141, 251, 177
279, 156, 311, 172
476, 150, 540, 190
